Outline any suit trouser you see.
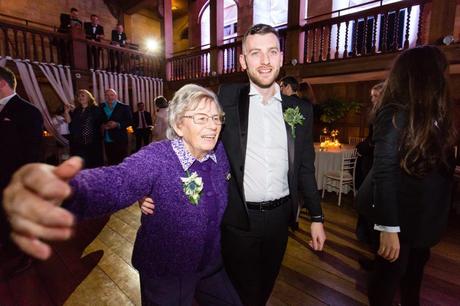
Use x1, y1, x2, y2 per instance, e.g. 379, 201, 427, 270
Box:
221, 202, 292, 306
104, 141, 128, 166
135, 129, 151, 151
368, 244, 430, 306
139, 259, 242, 306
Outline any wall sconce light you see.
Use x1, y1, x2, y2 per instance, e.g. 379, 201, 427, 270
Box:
290, 58, 298, 66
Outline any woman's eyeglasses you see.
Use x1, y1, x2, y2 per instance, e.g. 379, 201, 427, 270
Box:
182, 113, 225, 125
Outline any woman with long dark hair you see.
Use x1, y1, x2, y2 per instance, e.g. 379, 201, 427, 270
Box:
358, 45, 456, 305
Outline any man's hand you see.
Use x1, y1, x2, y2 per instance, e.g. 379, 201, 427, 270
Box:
309, 222, 326, 251
2, 157, 83, 260
378, 232, 400, 262
139, 197, 155, 215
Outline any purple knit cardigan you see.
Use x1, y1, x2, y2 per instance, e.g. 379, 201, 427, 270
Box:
64, 140, 229, 277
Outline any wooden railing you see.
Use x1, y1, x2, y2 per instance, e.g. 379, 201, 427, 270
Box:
168, 24, 287, 80
302, 0, 429, 63
169, 47, 212, 80
86, 40, 162, 77
0, 15, 163, 78
0, 20, 71, 65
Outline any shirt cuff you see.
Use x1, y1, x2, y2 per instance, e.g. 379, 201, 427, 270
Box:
374, 224, 400, 232
311, 215, 324, 223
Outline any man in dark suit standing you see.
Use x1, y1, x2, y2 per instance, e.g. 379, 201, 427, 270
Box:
0, 66, 43, 279
111, 24, 128, 47
218, 24, 326, 306
101, 88, 132, 165
133, 102, 152, 151
58, 7, 82, 33
84, 14, 104, 69
84, 14, 104, 42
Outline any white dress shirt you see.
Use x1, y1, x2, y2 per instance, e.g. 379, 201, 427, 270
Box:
0, 92, 16, 113
243, 84, 289, 202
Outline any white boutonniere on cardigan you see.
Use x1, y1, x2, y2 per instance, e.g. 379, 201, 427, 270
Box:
283, 106, 305, 138
181, 171, 204, 205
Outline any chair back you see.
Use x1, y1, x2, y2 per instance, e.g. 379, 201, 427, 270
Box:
348, 136, 365, 146
341, 148, 358, 180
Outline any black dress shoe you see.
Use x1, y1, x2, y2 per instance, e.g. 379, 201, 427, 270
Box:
358, 257, 374, 271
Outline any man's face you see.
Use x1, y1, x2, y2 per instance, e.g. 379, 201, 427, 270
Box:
239, 33, 283, 89
138, 103, 145, 111
91, 16, 99, 24
105, 90, 117, 103
71, 10, 79, 19
117, 25, 123, 33
280, 82, 293, 96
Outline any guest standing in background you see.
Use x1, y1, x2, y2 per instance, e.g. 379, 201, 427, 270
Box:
152, 96, 168, 141
84, 14, 104, 42
279, 76, 299, 97
357, 46, 456, 306
3, 84, 242, 306
133, 102, 153, 151
0, 66, 43, 280
68, 89, 104, 168
111, 24, 128, 47
58, 7, 82, 33
100, 88, 132, 165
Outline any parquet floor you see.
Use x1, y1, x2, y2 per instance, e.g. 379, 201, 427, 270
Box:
64, 194, 460, 306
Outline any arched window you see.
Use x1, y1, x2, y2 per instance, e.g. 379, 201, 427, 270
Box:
200, 0, 238, 47
253, 0, 288, 26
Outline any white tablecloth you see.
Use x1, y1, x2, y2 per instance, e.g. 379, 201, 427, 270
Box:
314, 143, 355, 193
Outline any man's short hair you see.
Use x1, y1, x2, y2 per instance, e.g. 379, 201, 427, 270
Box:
0, 66, 17, 90
91, 14, 98, 18
280, 76, 299, 92
70, 8, 78, 13
137, 102, 144, 106
242, 24, 280, 52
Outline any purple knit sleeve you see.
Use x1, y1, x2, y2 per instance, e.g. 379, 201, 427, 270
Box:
64, 143, 165, 218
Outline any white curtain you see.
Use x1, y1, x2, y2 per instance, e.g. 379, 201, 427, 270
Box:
38, 63, 74, 107
14, 60, 68, 145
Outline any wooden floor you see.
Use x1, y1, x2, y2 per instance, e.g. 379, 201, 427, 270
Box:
64, 194, 460, 306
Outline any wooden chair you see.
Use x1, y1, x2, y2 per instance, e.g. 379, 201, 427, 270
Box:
322, 149, 358, 206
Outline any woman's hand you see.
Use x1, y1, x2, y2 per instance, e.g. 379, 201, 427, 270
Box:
378, 231, 400, 262
139, 197, 155, 215
2, 157, 83, 260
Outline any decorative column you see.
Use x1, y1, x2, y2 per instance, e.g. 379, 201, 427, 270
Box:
427, 0, 457, 44
284, 0, 306, 70
237, 0, 253, 36
209, 0, 224, 75
161, 0, 173, 80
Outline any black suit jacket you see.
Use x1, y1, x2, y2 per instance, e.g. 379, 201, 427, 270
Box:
58, 14, 82, 33
357, 104, 454, 248
218, 83, 322, 230
100, 102, 132, 143
133, 111, 153, 129
84, 22, 104, 41
111, 30, 128, 46
0, 95, 43, 191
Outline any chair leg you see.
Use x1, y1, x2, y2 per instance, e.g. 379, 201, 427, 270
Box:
322, 178, 326, 199
338, 179, 343, 207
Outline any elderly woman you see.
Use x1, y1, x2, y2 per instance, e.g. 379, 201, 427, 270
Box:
68, 89, 104, 168
3, 84, 242, 306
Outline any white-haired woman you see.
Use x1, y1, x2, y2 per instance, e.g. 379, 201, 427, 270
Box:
3, 84, 242, 305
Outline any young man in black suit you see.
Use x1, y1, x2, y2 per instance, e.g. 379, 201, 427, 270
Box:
84, 14, 104, 42
218, 24, 326, 306
133, 102, 153, 151
100, 88, 132, 165
85, 14, 105, 69
58, 7, 82, 33
0, 66, 43, 279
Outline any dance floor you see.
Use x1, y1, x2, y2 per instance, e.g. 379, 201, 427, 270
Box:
1, 194, 459, 306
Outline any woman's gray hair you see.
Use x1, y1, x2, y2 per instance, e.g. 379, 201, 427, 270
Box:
166, 84, 222, 139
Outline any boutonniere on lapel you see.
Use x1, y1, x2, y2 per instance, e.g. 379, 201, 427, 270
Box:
181, 171, 204, 205
283, 106, 305, 138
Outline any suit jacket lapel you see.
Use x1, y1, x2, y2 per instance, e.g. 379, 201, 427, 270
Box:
282, 98, 295, 184
238, 85, 250, 169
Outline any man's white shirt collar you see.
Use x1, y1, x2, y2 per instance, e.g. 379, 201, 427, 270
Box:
248, 83, 282, 104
